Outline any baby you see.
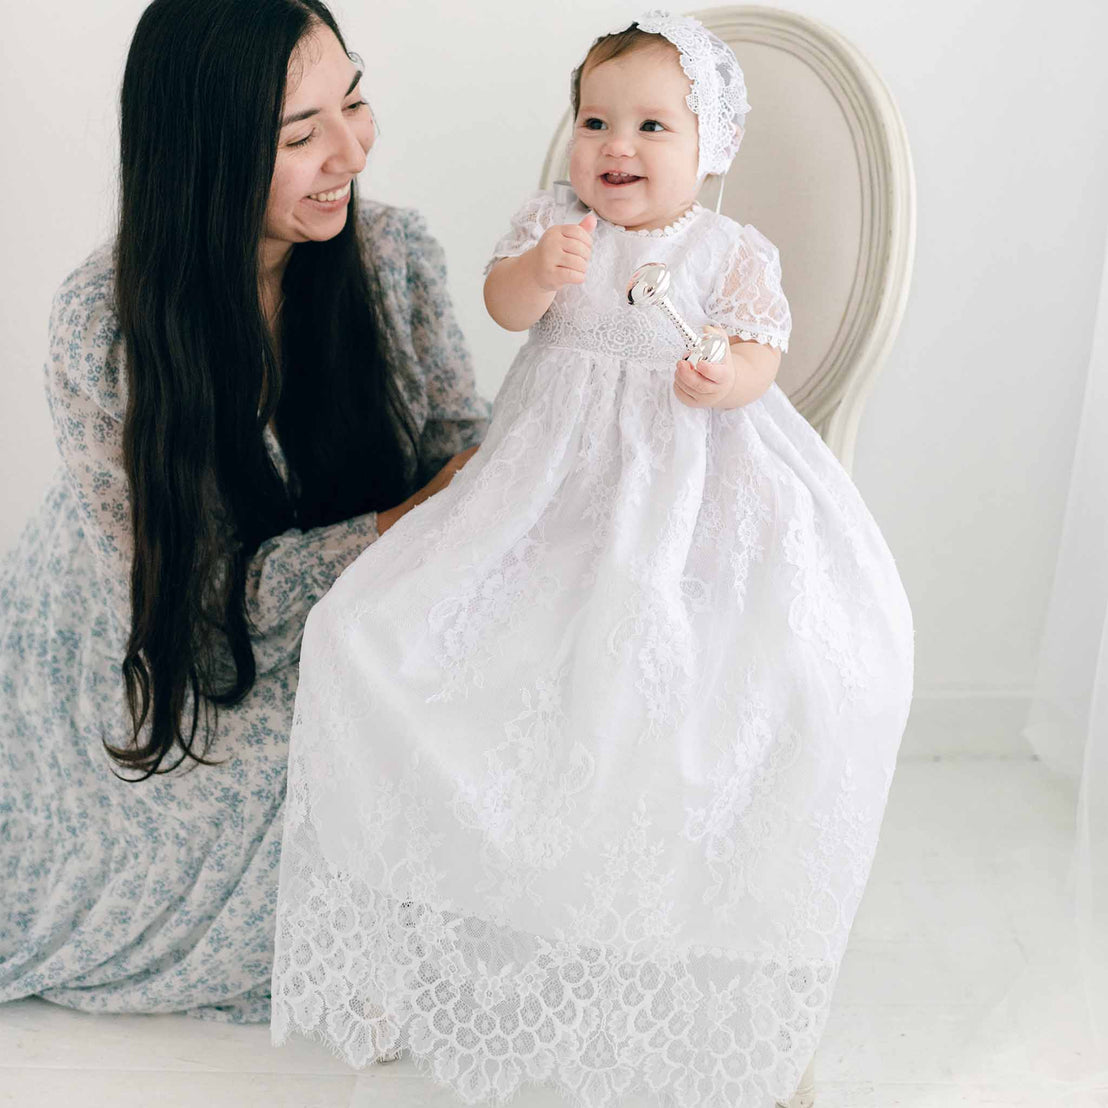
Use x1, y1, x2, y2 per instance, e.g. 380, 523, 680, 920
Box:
485, 11, 788, 413
273, 13, 914, 1108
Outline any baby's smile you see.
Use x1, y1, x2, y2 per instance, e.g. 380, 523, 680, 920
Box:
601, 172, 643, 186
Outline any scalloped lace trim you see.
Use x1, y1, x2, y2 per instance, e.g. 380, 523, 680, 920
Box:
735, 328, 789, 352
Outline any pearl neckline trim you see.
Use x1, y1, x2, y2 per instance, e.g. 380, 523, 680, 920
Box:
608, 204, 703, 237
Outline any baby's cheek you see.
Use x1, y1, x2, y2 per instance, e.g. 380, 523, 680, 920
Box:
568, 149, 590, 193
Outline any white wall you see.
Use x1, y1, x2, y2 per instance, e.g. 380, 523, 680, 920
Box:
3, 0, 1107, 733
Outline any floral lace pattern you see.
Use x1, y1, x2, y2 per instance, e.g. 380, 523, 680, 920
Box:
634, 9, 752, 176
0, 200, 491, 1020
272, 187, 914, 1105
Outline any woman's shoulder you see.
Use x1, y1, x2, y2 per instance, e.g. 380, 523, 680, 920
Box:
51, 241, 117, 324
354, 197, 439, 254
47, 241, 126, 418
353, 197, 450, 281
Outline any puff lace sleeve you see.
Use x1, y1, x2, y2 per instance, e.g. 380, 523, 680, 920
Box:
483, 189, 559, 276
705, 222, 792, 352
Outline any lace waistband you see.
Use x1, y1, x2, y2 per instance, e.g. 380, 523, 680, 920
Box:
520, 339, 680, 369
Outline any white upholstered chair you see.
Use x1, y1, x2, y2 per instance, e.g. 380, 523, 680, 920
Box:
540, 6, 917, 1105
540, 3, 916, 478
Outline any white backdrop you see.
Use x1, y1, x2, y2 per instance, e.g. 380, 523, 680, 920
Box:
1016, 200, 1108, 1085
2, 0, 1107, 742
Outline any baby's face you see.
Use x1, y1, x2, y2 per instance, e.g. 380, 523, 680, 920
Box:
569, 42, 700, 232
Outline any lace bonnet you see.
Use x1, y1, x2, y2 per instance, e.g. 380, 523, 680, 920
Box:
587, 9, 751, 181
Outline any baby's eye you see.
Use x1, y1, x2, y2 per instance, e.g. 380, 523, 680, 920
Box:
640, 120, 665, 133
582, 118, 607, 131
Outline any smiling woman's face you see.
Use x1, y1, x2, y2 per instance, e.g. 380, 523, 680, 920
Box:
263, 25, 375, 260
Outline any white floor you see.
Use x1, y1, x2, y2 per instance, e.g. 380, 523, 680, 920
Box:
2, 752, 1105, 1108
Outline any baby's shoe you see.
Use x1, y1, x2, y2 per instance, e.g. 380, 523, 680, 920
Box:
774, 1057, 816, 1108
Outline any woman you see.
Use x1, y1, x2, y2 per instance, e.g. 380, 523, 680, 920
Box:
0, 0, 488, 1021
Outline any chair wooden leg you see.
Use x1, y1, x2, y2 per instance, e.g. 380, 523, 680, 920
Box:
774, 1056, 816, 1108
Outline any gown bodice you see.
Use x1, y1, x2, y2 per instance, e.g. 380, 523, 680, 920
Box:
487, 188, 792, 367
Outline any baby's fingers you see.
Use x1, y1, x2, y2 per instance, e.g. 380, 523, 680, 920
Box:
559, 237, 592, 262
675, 359, 702, 387
562, 224, 594, 248
690, 357, 726, 384
555, 266, 588, 285
558, 252, 589, 274
675, 359, 718, 393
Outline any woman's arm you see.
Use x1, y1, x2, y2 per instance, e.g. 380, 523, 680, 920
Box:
46, 259, 384, 674
45, 256, 143, 645
399, 208, 493, 485
47, 209, 490, 676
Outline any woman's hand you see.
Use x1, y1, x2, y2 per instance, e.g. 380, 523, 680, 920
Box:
377, 444, 480, 535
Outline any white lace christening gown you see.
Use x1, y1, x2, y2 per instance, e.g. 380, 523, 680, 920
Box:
271, 189, 915, 1108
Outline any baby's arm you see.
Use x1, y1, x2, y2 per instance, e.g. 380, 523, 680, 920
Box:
725, 338, 782, 406
677, 222, 790, 409
484, 211, 597, 331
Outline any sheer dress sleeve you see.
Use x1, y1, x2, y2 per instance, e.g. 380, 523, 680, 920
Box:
705, 222, 792, 352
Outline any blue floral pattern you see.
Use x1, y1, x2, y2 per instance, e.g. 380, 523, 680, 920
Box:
0, 200, 491, 1022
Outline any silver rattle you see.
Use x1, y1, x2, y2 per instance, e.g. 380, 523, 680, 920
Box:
626, 262, 729, 366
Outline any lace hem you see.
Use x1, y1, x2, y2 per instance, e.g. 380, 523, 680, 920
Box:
271, 863, 826, 1108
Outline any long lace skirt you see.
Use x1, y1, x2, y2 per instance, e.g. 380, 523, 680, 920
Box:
270, 343, 914, 1108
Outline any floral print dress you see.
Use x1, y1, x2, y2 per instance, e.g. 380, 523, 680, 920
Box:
0, 200, 491, 1021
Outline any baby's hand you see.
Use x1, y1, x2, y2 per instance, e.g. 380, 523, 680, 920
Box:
674, 326, 736, 409
531, 211, 597, 292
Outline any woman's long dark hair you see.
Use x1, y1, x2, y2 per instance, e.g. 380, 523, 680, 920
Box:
112, 0, 420, 778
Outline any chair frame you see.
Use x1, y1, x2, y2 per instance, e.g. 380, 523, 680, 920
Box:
539, 4, 917, 477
